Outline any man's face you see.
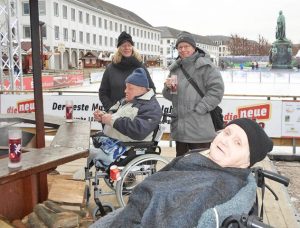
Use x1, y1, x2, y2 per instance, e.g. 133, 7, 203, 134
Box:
209, 124, 250, 168
177, 42, 196, 59
119, 41, 133, 57
125, 83, 147, 102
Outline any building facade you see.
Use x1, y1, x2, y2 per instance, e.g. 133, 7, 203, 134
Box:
18, 0, 161, 70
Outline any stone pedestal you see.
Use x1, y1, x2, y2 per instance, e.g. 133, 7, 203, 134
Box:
270, 40, 293, 69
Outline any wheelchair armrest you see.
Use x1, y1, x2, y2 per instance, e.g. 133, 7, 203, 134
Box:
119, 141, 154, 148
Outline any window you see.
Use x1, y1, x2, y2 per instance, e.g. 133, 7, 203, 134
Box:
22, 2, 29, 15
98, 17, 102, 28
129, 26, 131, 34
71, 8, 75, 21
133, 28, 135, 36
62, 5, 67, 19
79, 31, 83, 43
110, 37, 113, 47
39, 1, 46, 15
23, 25, 31, 38
115, 38, 117, 46
92, 15, 96, 26
104, 19, 107, 29
86, 13, 89, 25
72, 30, 76, 42
63, 28, 68, 41
104, 36, 108, 46
119, 24, 122, 32
137, 42, 139, 49
93, 34, 96, 45
124, 25, 127, 32
109, 21, 112, 30
99, 35, 102, 45
115, 22, 118, 32
137, 29, 139, 37
79, 11, 83, 23
86, 33, 90, 44
141, 30, 143, 38
54, 26, 59, 40
53, 2, 59, 16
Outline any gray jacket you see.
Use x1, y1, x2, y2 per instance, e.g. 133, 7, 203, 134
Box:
162, 51, 224, 143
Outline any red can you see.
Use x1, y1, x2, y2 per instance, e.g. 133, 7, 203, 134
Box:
110, 165, 121, 181
9, 138, 22, 163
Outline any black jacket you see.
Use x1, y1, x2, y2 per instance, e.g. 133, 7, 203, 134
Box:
99, 56, 156, 111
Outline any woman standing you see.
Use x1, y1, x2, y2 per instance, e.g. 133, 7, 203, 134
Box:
99, 31, 155, 111
163, 31, 224, 157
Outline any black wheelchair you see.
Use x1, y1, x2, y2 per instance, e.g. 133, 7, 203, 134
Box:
84, 113, 172, 220
222, 167, 290, 228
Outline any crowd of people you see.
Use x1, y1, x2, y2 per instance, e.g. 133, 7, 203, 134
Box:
88, 30, 273, 227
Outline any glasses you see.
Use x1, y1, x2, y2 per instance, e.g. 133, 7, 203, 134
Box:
177, 44, 193, 51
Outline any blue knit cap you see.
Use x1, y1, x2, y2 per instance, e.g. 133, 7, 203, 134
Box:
125, 68, 149, 88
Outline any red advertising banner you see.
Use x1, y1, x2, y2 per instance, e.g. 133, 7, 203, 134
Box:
0, 72, 83, 90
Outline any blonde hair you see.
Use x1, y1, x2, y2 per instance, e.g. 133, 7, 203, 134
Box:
112, 47, 142, 64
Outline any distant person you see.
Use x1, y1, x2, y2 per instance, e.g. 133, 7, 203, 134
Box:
251, 62, 255, 70
220, 60, 225, 70
255, 61, 259, 70
99, 31, 155, 111
239, 63, 244, 70
162, 31, 224, 157
276, 10, 286, 40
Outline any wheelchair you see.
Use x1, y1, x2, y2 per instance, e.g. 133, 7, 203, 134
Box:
84, 113, 172, 220
221, 167, 290, 228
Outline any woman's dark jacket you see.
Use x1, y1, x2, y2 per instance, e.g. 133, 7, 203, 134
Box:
99, 56, 156, 111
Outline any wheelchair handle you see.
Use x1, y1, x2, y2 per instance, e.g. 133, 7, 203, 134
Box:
260, 169, 290, 187
222, 214, 273, 228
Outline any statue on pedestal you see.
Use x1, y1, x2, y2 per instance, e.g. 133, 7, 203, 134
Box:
276, 11, 286, 41
269, 10, 292, 69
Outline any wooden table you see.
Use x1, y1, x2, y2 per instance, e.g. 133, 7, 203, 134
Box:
0, 114, 90, 220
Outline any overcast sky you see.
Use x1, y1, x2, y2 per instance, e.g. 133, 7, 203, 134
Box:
107, 0, 300, 44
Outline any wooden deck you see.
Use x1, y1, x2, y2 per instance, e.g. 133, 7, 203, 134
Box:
52, 146, 300, 228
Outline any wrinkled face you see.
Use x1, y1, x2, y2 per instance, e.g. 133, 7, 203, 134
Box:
125, 83, 147, 102
119, 41, 133, 57
209, 124, 250, 168
177, 42, 196, 59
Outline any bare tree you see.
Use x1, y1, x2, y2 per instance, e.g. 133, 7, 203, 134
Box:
228, 34, 270, 56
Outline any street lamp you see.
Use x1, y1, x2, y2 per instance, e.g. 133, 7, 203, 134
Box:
39, 21, 45, 70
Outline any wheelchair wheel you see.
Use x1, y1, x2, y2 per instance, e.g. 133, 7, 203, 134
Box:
115, 154, 169, 207
92, 203, 115, 221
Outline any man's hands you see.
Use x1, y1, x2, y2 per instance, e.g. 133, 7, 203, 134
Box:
93, 109, 112, 125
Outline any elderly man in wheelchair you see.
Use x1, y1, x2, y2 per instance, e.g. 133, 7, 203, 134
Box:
88, 67, 163, 169
86, 67, 169, 216
89, 118, 288, 228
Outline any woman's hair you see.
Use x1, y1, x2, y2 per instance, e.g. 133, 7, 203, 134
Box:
112, 47, 142, 64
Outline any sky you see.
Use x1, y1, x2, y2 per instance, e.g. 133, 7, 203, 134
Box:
106, 0, 300, 44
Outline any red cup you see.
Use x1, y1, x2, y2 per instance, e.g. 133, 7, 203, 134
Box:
8, 129, 22, 168
65, 100, 73, 122
110, 165, 121, 181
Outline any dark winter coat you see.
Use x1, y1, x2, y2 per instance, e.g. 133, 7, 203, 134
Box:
99, 56, 155, 111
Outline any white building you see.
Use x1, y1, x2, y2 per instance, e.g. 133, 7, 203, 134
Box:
18, 0, 161, 70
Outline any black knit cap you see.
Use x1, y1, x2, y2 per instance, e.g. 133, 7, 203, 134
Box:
175, 31, 196, 49
226, 118, 273, 167
117, 31, 134, 47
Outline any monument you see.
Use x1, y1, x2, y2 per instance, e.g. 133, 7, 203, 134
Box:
269, 10, 293, 69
